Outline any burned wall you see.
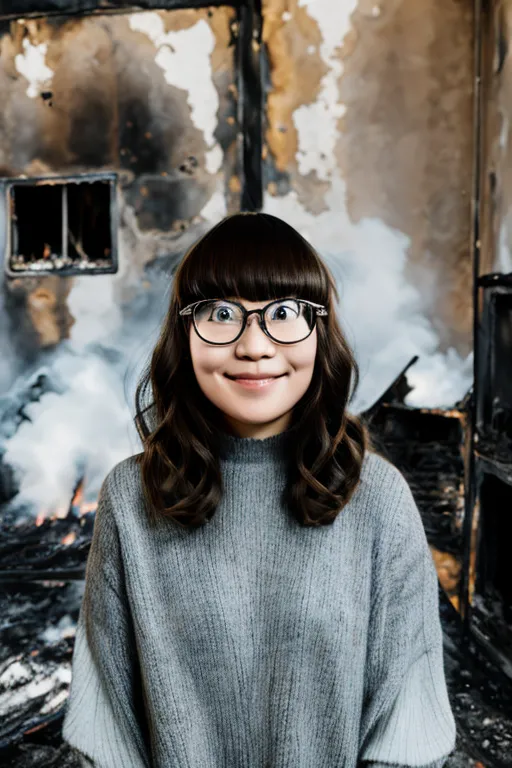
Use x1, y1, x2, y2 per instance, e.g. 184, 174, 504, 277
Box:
0, 1, 474, 573
0, 7, 239, 516
0, 7, 238, 386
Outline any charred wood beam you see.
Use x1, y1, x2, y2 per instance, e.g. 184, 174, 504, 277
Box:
0, 0, 242, 22
0, 512, 94, 580
478, 272, 512, 287
236, 0, 262, 211
0, 569, 86, 581
458, 0, 485, 639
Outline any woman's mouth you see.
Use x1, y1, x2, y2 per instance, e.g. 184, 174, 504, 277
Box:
224, 373, 287, 389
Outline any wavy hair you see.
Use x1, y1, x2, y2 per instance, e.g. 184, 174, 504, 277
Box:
134, 211, 375, 529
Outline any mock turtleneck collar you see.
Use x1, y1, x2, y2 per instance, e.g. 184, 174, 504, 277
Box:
218, 428, 295, 464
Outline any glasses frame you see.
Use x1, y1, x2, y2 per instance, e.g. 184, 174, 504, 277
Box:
179, 297, 328, 345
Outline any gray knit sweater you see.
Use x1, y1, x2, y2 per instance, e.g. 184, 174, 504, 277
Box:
62, 430, 456, 768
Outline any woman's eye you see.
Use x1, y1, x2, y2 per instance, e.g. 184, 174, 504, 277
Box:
213, 306, 234, 321
271, 303, 298, 321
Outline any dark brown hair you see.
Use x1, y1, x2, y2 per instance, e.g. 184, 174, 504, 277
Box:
134, 211, 375, 529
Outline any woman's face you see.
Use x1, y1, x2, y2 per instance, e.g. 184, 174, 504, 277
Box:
189, 297, 318, 438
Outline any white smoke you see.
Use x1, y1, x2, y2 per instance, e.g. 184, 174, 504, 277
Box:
4, 350, 138, 512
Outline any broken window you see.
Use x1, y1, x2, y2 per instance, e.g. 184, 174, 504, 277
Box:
4, 172, 118, 276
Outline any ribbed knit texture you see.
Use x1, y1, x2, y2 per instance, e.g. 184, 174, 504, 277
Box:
62, 431, 456, 768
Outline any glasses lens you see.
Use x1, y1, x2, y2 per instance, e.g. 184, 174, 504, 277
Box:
265, 299, 313, 342
193, 300, 314, 343
194, 301, 244, 343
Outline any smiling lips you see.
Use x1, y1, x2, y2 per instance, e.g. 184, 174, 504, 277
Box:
225, 373, 287, 389
225, 373, 286, 380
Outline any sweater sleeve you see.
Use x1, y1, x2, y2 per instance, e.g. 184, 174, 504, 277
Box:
62, 472, 151, 768
357, 470, 457, 768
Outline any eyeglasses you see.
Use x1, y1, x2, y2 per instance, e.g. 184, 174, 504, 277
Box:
179, 298, 327, 345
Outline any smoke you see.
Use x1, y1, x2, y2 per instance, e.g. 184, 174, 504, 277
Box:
3, 350, 138, 512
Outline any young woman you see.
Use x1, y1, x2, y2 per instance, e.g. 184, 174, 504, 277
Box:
62, 212, 456, 768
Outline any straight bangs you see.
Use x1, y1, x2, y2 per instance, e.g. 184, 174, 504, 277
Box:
175, 212, 334, 309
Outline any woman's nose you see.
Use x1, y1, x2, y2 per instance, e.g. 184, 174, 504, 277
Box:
238, 313, 271, 345
244, 313, 266, 333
